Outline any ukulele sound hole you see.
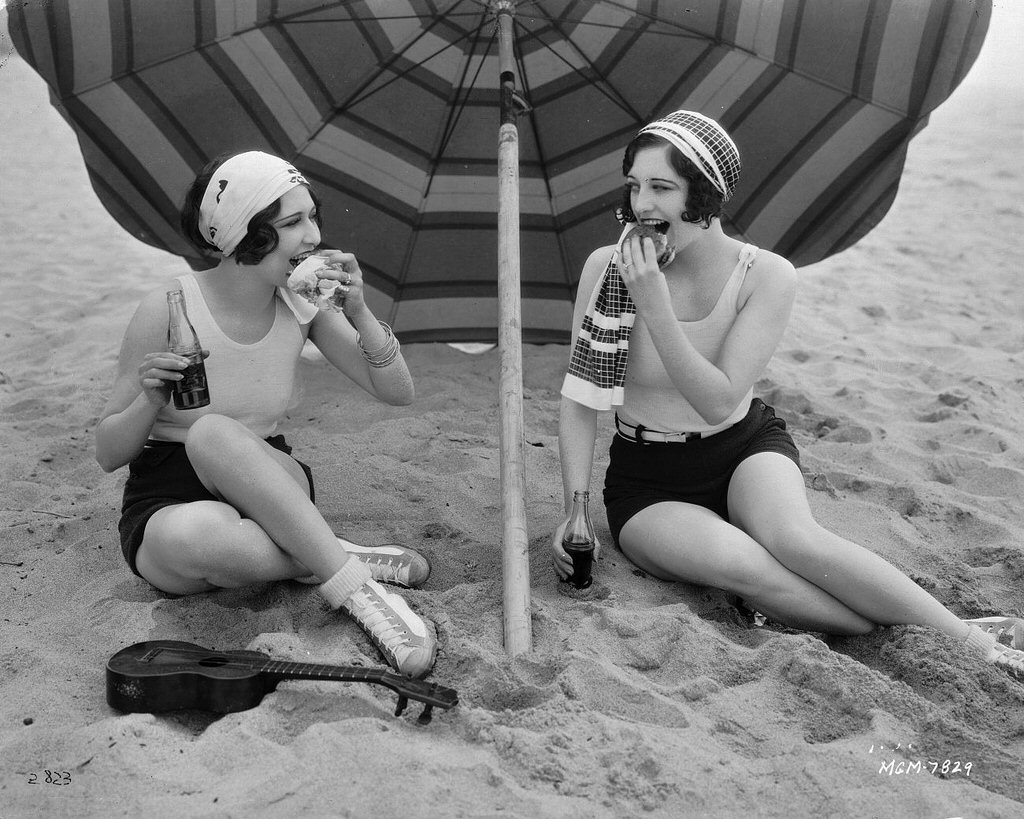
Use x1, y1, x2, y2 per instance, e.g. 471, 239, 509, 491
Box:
198, 656, 230, 668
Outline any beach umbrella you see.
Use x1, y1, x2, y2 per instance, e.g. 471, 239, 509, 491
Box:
7, 0, 992, 343
9, 0, 991, 655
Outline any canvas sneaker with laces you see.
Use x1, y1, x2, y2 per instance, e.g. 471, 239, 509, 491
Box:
341, 579, 437, 678
294, 540, 431, 588
342, 542, 431, 588
964, 616, 1024, 650
987, 643, 1024, 681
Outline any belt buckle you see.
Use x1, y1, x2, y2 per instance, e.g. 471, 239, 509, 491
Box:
662, 430, 701, 443
626, 420, 701, 445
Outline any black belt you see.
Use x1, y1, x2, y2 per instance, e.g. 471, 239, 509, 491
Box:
615, 415, 707, 444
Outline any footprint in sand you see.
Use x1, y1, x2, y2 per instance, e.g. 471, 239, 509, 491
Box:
962, 544, 1024, 582
916, 407, 957, 423
821, 423, 873, 443
929, 454, 1024, 499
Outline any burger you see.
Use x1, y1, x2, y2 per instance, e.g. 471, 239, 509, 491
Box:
287, 255, 348, 312
623, 223, 676, 267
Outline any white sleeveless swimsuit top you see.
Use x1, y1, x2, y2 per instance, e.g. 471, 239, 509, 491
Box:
149, 274, 306, 441
621, 244, 758, 432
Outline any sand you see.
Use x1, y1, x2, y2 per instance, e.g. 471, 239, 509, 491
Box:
2, 7, 1023, 818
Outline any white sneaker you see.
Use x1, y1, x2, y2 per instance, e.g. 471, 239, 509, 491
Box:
988, 643, 1024, 681
965, 616, 1024, 650
341, 579, 437, 678
293, 541, 431, 588
343, 541, 431, 588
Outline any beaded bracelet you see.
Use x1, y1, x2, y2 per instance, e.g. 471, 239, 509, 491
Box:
358, 320, 401, 368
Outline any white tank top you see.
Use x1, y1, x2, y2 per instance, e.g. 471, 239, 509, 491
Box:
149, 274, 306, 441
622, 244, 758, 432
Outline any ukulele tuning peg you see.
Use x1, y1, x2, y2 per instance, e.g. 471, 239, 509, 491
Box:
394, 695, 408, 717
417, 705, 434, 725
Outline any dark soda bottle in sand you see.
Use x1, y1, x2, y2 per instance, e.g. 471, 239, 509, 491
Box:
166, 290, 210, 410
563, 490, 595, 589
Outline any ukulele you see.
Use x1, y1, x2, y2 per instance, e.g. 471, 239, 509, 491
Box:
106, 640, 459, 724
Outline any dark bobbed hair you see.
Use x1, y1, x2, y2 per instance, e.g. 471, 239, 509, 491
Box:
180, 153, 323, 265
617, 133, 724, 229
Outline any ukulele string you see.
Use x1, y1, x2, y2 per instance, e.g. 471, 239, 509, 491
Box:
149, 646, 396, 683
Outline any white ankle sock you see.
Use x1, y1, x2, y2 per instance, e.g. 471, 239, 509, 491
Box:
319, 560, 372, 608
964, 624, 997, 660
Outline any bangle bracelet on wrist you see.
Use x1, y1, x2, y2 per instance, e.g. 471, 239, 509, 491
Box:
358, 320, 401, 368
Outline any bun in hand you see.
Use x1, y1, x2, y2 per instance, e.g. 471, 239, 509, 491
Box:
287, 255, 348, 312
624, 223, 676, 266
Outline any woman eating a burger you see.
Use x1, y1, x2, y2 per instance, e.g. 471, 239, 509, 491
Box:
94, 150, 436, 678
551, 110, 1024, 680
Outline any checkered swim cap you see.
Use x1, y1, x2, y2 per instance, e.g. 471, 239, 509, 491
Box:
638, 111, 740, 201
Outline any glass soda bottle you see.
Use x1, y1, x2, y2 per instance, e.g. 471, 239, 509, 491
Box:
166, 290, 210, 410
562, 490, 595, 589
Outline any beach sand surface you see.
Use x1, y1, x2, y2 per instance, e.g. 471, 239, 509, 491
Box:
2, 6, 1023, 818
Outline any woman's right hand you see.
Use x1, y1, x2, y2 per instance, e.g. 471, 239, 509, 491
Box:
137, 351, 206, 408
551, 517, 602, 581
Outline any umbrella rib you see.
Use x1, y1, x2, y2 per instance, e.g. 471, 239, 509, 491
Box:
517, 0, 728, 42
266, 3, 484, 160
334, 2, 484, 111
389, 10, 496, 312
341, 36, 472, 111
428, 13, 496, 176
513, 8, 642, 121
270, 0, 472, 26
508, 27, 576, 294
579, 0, 718, 38
283, 12, 483, 23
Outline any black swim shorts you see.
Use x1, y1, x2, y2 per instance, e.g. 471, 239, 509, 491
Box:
117, 434, 314, 577
603, 398, 800, 544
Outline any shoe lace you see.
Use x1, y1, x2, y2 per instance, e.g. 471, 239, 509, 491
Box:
359, 596, 409, 642
987, 619, 1023, 649
366, 556, 406, 584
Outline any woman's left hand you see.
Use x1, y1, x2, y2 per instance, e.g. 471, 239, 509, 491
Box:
315, 249, 368, 317
619, 234, 670, 308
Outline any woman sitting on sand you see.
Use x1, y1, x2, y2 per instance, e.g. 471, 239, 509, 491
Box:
95, 150, 436, 678
552, 110, 1023, 678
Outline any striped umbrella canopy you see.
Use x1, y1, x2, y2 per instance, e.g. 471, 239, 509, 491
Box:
10, 0, 990, 344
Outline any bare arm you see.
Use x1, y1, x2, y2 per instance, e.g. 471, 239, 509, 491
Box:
551, 247, 613, 576
622, 237, 797, 424
305, 250, 414, 406
95, 288, 190, 472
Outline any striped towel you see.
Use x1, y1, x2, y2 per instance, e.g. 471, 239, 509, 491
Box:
560, 228, 636, 410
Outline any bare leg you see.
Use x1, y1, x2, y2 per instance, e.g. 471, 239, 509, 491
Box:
138, 502, 310, 594
136, 414, 351, 595
618, 502, 874, 634
727, 452, 969, 641
134, 415, 438, 677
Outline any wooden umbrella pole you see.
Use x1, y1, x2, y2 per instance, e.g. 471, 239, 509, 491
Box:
494, 0, 531, 656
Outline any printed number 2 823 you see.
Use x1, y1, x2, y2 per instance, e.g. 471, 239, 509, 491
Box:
28, 770, 72, 785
